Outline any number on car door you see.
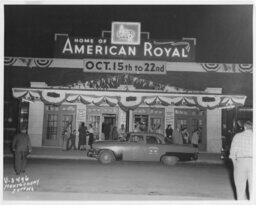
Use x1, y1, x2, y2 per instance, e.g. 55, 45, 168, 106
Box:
144, 135, 161, 161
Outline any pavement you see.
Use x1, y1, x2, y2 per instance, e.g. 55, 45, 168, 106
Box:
4, 145, 225, 164
4, 191, 223, 201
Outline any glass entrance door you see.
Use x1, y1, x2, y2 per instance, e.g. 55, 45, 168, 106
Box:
43, 105, 76, 147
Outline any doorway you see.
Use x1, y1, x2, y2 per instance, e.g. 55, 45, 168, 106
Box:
102, 114, 116, 140
175, 108, 206, 151
42, 105, 76, 147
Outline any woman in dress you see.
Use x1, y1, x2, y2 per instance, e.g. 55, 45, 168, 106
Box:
88, 124, 94, 149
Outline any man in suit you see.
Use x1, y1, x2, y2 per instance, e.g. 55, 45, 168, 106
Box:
12, 127, 32, 175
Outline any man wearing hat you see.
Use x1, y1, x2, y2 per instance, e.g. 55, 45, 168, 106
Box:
229, 121, 253, 200
12, 126, 32, 175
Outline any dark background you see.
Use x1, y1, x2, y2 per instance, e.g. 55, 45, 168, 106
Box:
4, 5, 253, 63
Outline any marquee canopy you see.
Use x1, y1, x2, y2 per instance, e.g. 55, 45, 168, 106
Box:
12, 87, 246, 111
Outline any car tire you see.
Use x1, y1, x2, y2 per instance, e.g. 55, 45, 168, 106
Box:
98, 150, 115, 164
161, 155, 179, 165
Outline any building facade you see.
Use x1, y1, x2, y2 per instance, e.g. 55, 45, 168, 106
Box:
4, 22, 253, 154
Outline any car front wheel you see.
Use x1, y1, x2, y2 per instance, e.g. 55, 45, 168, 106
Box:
161, 155, 179, 165
98, 150, 115, 164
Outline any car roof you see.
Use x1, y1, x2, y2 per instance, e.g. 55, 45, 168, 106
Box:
129, 132, 165, 140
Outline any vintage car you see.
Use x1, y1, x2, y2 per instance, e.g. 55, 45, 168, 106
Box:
87, 132, 198, 165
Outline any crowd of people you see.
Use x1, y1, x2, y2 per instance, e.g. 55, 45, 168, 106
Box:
61, 122, 129, 151
61, 122, 95, 151
165, 124, 201, 148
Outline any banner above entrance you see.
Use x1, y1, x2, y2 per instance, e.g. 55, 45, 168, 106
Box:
12, 87, 246, 111
54, 22, 196, 62
83, 59, 166, 75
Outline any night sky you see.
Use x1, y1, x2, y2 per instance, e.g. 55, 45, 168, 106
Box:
4, 5, 253, 63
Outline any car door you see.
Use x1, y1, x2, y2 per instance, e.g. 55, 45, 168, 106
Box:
144, 135, 162, 161
122, 134, 146, 161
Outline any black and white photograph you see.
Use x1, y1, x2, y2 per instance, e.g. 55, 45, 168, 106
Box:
2, 1, 254, 203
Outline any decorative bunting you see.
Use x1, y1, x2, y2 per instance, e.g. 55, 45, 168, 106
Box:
201, 63, 221, 72
105, 97, 119, 107
220, 96, 246, 107
4, 57, 17, 66
12, 88, 247, 110
118, 96, 146, 111
34, 59, 53, 68
41, 90, 66, 105
195, 96, 222, 110
238, 64, 253, 73
66, 95, 90, 104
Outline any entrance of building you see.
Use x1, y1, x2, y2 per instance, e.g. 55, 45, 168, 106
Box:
102, 114, 116, 140
42, 105, 76, 147
174, 108, 206, 150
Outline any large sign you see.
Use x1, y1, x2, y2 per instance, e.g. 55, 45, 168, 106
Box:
55, 22, 196, 62
55, 36, 195, 62
83, 59, 166, 74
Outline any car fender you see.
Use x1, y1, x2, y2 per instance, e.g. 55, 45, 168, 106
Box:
99, 149, 122, 160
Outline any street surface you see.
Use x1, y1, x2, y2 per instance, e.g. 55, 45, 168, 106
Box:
3, 158, 236, 200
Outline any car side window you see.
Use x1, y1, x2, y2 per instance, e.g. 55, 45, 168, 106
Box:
130, 135, 144, 143
146, 136, 160, 144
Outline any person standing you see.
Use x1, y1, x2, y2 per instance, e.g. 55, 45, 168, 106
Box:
78, 122, 87, 150
172, 126, 183, 145
12, 127, 32, 175
134, 122, 141, 132
62, 123, 71, 151
182, 128, 189, 144
101, 122, 106, 140
166, 124, 173, 138
165, 124, 173, 144
229, 121, 252, 200
88, 124, 94, 149
191, 129, 199, 148
118, 124, 126, 141
111, 126, 119, 140
67, 130, 77, 150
